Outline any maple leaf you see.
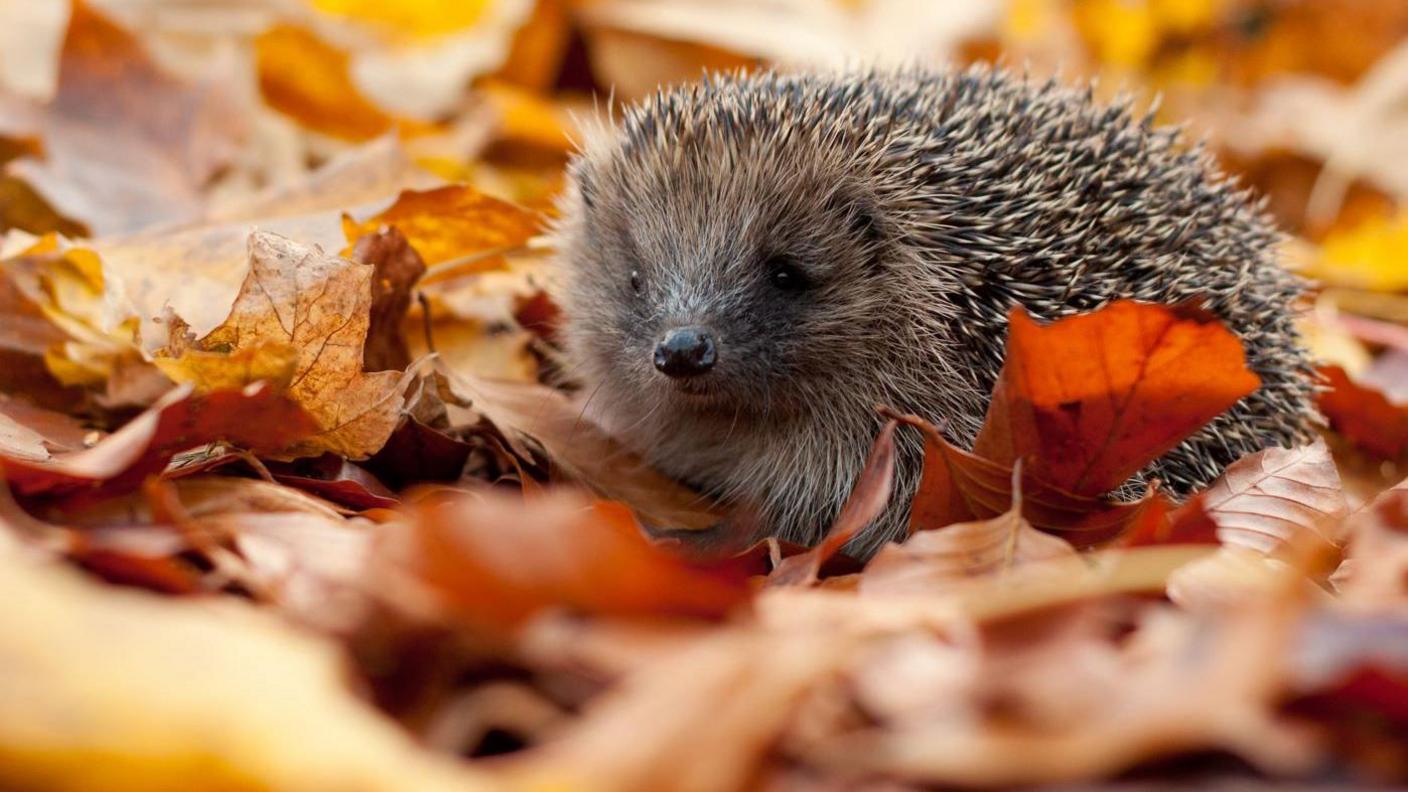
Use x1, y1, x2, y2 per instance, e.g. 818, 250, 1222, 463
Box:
156, 232, 410, 460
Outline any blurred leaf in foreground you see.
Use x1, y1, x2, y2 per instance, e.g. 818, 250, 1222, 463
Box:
0, 551, 495, 792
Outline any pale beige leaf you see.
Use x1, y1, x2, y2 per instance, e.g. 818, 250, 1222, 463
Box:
1201, 439, 1349, 554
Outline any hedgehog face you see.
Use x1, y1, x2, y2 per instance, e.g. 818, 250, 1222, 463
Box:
558, 143, 896, 428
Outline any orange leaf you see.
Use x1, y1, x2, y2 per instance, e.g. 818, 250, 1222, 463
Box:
0, 383, 317, 497
382, 490, 751, 632
975, 301, 1261, 495
341, 184, 543, 268
893, 411, 1160, 549
255, 24, 437, 142
1318, 365, 1408, 460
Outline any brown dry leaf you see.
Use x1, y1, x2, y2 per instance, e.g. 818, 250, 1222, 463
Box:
0, 551, 497, 792
341, 184, 543, 269
797, 600, 1316, 787
156, 232, 409, 460
350, 226, 427, 372
3, 0, 242, 236
255, 23, 437, 142
437, 362, 723, 531
1200, 439, 1348, 555
0, 383, 317, 497
860, 471, 1078, 597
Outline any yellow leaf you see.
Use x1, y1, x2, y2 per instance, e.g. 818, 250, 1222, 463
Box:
157, 232, 407, 459
0, 552, 497, 792
341, 184, 543, 268
255, 24, 438, 142
1308, 210, 1408, 292
310, 0, 493, 39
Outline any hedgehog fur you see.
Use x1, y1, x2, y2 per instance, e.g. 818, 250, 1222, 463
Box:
553, 65, 1319, 557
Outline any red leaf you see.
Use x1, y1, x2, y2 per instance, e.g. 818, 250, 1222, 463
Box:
975, 301, 1262, 495
1318, 365, 1408, 460
0, 383, 318, 497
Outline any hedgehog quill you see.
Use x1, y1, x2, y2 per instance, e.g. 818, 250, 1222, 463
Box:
555, 66, 1318, 557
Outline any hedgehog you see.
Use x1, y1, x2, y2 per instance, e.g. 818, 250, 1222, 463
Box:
553, 65, 1318, 557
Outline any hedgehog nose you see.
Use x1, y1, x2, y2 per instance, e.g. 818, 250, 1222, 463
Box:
654, 327, 716, 378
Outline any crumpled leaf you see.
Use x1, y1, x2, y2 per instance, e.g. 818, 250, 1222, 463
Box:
975, 301, 1262, 496
376, 488, 751, 633
350, 225, 426, 373
0, 383, 317, 497
311, 0, 495, 39
3, 0, 242, 236
0, 551, 495, 792
342, 184, 543, 270
156, 232, 409, 460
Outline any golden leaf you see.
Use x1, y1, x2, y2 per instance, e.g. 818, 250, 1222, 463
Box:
157, 232, 407, 459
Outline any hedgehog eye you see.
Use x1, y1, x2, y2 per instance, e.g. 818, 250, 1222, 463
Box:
629, 270, 642, 293
767, 256, 809, 292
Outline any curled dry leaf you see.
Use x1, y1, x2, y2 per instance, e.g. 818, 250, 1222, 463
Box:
0, 394, 90, 462
0, 552, 495, 792
3, 0, 242, 236
0, 383, 317, 497
767, 420, 898, 587
860, 466, 1077, 597
975, 301, 1262, 495
1319, 364, 1408, 459
375, 488, 751, 633
156, 232, 409, 460
351, 225, 427, 373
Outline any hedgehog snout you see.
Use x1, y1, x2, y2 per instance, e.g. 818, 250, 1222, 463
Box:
653, 326, 717, 378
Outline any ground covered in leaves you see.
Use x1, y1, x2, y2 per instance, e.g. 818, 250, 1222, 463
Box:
2, 1, 1408, 790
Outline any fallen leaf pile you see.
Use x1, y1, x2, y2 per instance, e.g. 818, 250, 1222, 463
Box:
2, 2, 1408, 790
